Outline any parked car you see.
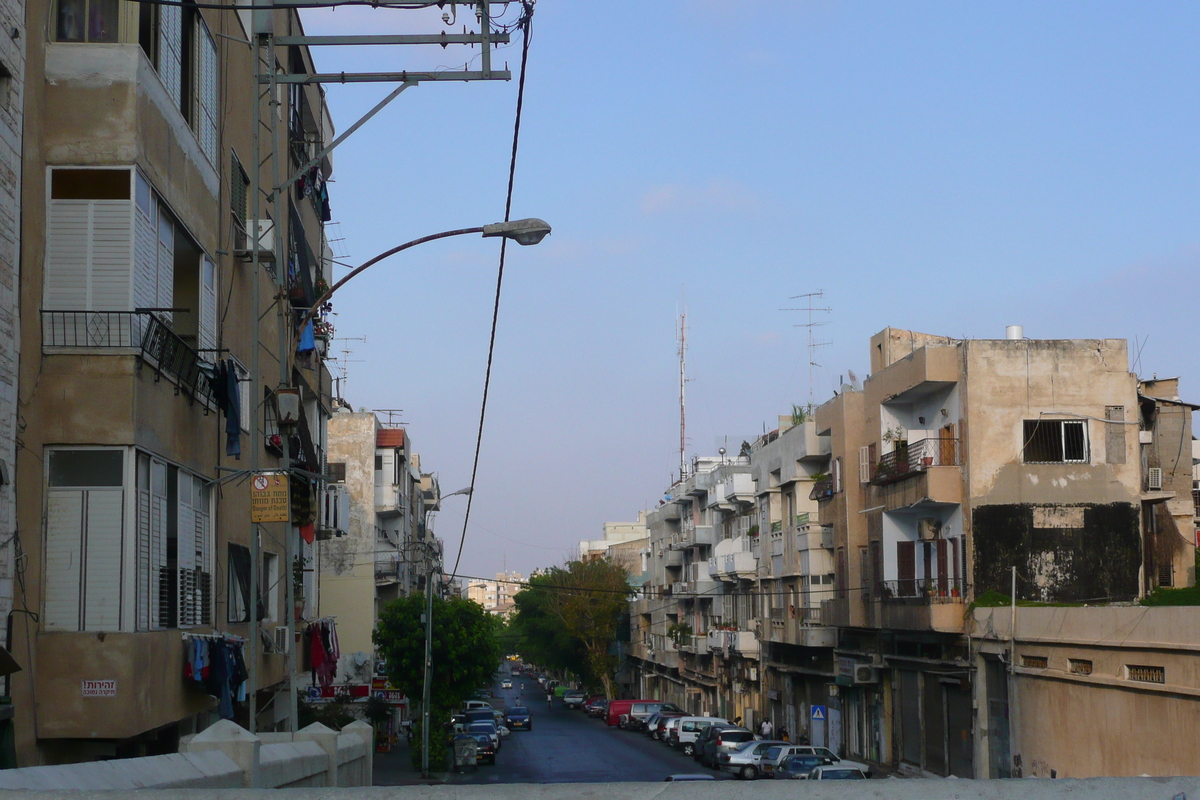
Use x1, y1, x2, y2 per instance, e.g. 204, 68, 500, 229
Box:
717, 739, 789, 780
807, 765, 868, 780
606, 698, 655, 727
505, 706, 531, 731
466, 721, 502, 753
650, 713, 684, 740
773, 754, 832, 780
625, 701, 684, 731
562, 690, 589, 709
662, 774, 715, 781
696, 726, 754, 768
464, 700, 493, 711
668, 717, 729, 756
585, 698, 609, 718
760, 745, 870, 778
689, 723, 737, 762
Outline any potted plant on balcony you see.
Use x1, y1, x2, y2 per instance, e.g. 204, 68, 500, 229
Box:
667, 622, 692, 647
883, 426, 910, 474
746, 524, 760, 538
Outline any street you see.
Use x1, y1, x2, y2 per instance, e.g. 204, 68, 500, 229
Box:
375, 670, 732, 785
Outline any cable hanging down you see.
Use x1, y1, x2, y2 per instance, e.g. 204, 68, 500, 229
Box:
450, 0, 534, 581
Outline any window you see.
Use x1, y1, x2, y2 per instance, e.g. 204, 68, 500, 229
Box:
1021, 655, 1048, 669
44, 449, 124, 631
1068, 659, 1093, 676
227, 542, 265, 623
858, 446, 871, 484
140, 1, 218, 165
230, 153, 250, 247
1126, 664, 1165, 684
327, 462, 346, 483
55, 0, 119, 42
46, 169, 133, 313
262, 552, 279, 622
833, 457, 843, 493
1023, 419, 1088, 464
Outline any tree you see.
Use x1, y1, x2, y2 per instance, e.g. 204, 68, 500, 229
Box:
373, 592, 501, 767
512, 557, 632, 698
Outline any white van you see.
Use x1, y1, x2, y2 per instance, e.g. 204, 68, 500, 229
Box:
668, 716, 729, 756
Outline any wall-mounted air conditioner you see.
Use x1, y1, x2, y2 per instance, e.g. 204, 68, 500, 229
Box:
854, 665, 879, 684
1147, 467, 1163, 491
237, 219, 276, 262
918, 518, 941, 540
274, 626, 290, 654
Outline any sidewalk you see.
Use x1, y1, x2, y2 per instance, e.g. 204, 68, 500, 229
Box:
373, 737, 453, 786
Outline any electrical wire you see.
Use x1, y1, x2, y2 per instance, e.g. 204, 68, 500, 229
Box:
449, 0, 533, 580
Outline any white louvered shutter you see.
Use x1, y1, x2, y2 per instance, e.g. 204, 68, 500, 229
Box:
83, 489, 124, 631
133, 196, 158, 312
859, 446, 871, 484
199, 257, 217, 359
45, 200, 90, 310
136, 454, 151, 631
177, 471, 197, 626
89, 200, 134, 310
196, 21, 218, 164
159, 3, 183, 110
156, 213, 174, 324
194, 477, 212, 624
151, 460, 169, 628
44, 491, 84, 631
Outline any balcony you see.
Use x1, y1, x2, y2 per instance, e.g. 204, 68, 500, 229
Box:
318, 483, 349, 540
630, 598, 652, 617
374, 558, 400, 583
662, 548, 684, 568
880, 577, 967, 633
717, 551, 757, 581
693, 524, 718, 547
809, 478, 834, 502
374, 484, 406, 517
42, 310, 217, 406
731, 630, 760, 656
872, 438, 960, 485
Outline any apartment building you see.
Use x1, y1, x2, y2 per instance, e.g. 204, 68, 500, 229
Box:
465, 571, 523, 618
13, 0, 336, 763
628, 326, 1195, 779
0, 0, 23, 723
318, 413, 442, 689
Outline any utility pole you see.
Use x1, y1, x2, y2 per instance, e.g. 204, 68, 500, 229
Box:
421, 559, 436, 777
677, 305, 689, 480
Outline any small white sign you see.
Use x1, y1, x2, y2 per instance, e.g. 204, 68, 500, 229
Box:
82, 679, 117, 698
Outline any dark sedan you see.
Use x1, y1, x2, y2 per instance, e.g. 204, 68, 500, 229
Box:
585, 698, 609, 718
505, 706, 532, 731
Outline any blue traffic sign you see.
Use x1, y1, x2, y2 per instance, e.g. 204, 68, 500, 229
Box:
811, 705, 826, 721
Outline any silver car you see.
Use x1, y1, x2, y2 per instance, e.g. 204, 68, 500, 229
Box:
761, 744, 871, 778
717, 740, 789, 780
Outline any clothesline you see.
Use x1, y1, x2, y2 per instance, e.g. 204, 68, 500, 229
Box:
182, 631, 247, 643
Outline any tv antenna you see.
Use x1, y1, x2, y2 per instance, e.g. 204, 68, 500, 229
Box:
781, 290, 831, 410
677, 298, 693, 481
375, 409, 405, 428
329, 336, 366, 402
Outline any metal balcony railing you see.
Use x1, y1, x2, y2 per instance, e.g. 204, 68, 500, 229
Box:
872, 438, 961, 485
880, 577, 967, 602
42, 310, 215, 405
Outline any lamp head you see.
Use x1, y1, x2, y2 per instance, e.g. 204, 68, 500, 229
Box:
481, 218, 552, 246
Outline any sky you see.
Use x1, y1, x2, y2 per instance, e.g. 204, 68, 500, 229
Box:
297, 1, 1200, 581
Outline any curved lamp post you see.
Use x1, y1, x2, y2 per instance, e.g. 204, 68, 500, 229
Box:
297, 218, 551, 336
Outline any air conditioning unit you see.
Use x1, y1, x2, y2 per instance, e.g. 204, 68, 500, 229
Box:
236, 219, 276, 262
918, 518, 941, 540
748, 666, 758, 682
1147, 468, 1163, 491
274, 626, 290, 655
854, 665, 879, 684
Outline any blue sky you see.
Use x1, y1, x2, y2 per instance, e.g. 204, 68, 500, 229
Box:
299, 1, 1200, 580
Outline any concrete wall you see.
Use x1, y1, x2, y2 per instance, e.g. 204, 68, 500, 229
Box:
973, 605, 1200, 778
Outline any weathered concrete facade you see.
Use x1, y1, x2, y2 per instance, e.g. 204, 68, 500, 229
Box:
13, 0, 336, 764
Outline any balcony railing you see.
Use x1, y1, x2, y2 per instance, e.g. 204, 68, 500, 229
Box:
809, 478, 834, 501
42, 310, 215, 405
872, 438, 961, 485
880, 577, 967, 602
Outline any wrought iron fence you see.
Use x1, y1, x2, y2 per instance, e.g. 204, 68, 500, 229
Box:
141, 314, 215, 404
872, 437, 961, 485
880, 577, 968, 602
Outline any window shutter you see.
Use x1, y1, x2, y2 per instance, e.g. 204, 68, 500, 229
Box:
89, 200, 134, 310
858, 446, 871, 484
83, 489, 124, 630
196, 21, 218, 164
156, 213, 174, 323
177, 472, 197, 626
151, 460, 169, 628
136, 455, 151, 631
193, 477, 212, 625
45, 200, 90, 310
199, 257, 217, 358
159, 3, 183, 109
44, 491, 84, 631
134, 194, 159, 314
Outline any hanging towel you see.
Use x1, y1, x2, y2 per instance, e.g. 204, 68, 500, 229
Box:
300, 522, 315, 545
298, 322, 316, 354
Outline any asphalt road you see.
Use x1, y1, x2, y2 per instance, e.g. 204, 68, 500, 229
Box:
445, 671, 732, 784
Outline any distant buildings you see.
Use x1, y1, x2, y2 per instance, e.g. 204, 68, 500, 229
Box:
627, 327, 1198, 779
466, 572, 524, 618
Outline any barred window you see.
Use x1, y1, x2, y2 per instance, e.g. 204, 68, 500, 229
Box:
1021, 655, 1048, 669
1126, 664, 1165, 684
1068, 659, 1093, 676
1024, 419, 1088, 464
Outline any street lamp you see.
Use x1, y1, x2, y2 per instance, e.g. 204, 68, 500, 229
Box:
296, 218, 551, 336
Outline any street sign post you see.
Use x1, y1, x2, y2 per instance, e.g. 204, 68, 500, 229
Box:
251, 472, 289, 523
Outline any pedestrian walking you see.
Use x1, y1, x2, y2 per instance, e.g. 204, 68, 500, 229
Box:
546, 692, 553, 710
760, 718, 773, 738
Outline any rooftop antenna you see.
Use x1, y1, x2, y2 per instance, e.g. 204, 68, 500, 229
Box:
375, 409, 405, 427
781, 290, 831, 410
677, 294, 692, 480
330, 335, 366, 399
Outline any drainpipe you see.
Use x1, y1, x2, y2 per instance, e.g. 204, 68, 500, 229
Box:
1008, 566, 1019, 774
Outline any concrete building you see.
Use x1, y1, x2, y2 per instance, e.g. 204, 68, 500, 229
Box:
12, 1, 336, 764
466, 571, 523, 618
318, 413, 442, 688
628, 326, 1196, 780
0, 0, 24, 722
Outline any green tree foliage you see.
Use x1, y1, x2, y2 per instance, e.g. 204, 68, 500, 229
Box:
373, 593, 501, 768
511, 557, 632, 698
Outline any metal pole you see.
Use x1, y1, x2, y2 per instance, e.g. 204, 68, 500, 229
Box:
421, 563, 434, 777
247, 23, 266, 735
267, 28, 299, 735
